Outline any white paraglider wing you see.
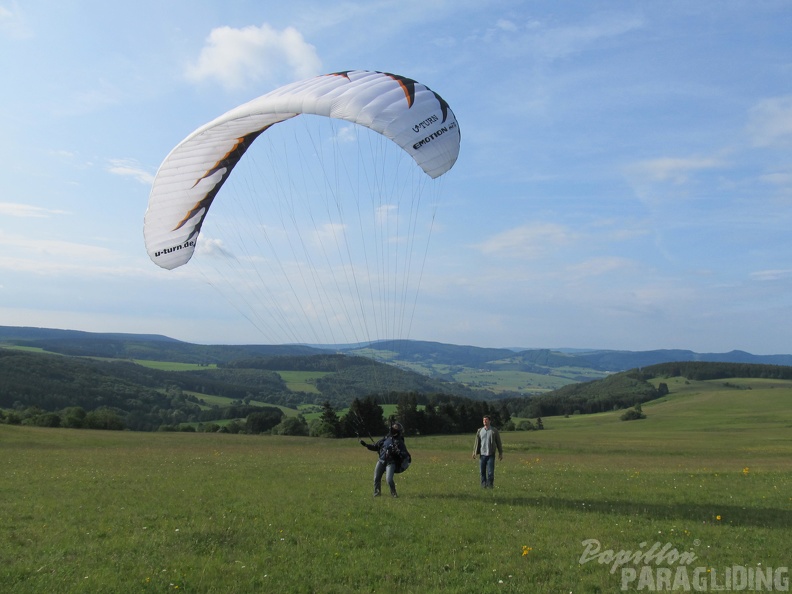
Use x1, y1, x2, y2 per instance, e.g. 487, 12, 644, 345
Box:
143, 70, 460, 270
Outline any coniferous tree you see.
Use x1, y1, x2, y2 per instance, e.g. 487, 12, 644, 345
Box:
317, 401, 341, 437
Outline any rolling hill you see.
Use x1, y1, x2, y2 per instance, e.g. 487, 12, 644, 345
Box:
3, 326, 790, 395
3, 324, 792, 435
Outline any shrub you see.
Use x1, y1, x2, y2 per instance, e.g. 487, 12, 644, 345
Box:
620, 408, 646, 421
245, 409, 284, 434
272, 416, 309, 436
62, 406, 87, 428
84, 408, 125, 430
25, 412, 61, 428
309, 419, 339, 438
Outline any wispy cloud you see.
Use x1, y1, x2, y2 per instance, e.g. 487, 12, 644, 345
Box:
759, 170, 792, 186
472, 12, 644, 60
309, 222, 346, 249
750, 269, 792, 282
0, 202, 68, 218
51, 80, 123, 117
627, 155, 725, 184
335, 125, 358, 144
0, 2, 32, 39
195, 237, 236, 260
565, 256, 635, 280
532, 14, 645, 60
185, 23, 321, 90
475, 222, 575, 258
747, 95, 792, 147
106, 159, 154, 185
0, 232, 118, 273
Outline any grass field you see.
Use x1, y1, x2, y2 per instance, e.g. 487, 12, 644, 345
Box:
2, 378, 791, 593
133, 360, 219, 372
452, 369, 582, 394
133, 361, 329, 396
276, 371, 330, 394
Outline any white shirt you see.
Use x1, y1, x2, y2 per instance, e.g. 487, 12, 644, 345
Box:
478, 427, 495, 456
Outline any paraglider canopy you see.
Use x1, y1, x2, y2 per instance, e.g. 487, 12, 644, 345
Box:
143, 70, 460, 271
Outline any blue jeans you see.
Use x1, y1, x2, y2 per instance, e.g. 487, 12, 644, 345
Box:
479, 454, 496, 487
374, 460, 396, 495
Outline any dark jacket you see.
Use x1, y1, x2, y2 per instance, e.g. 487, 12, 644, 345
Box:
364, 435, 411, 473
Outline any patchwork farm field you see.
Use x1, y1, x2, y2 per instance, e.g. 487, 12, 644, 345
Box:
2, 379, 791, 593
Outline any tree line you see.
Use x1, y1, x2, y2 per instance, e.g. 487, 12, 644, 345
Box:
3, 348, 785, 435
500, 371, 666, 418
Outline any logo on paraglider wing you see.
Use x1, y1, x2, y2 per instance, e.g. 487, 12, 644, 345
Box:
154, 238, 196, 259
413, 114, 439, 133
412, 123, 455, 151
380, 71, 455, 127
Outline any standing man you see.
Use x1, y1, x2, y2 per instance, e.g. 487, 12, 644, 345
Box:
472, 415, 503, 488
361, 422, 410, 497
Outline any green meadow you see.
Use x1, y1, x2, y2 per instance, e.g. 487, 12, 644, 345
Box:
134, 359, 330, 396
2, 378, 791, 593
133, 361, 220, 372
451, 368, 584, 394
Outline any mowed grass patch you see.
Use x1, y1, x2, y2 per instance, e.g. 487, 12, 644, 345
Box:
452, 369, 577, 393
133, 360, 218, 371
276, 371, 330, 394
2, 382, 791, 593
190, 393, 298, 417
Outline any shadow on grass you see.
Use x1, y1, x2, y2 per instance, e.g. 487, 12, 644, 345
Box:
410, 492, 792, 529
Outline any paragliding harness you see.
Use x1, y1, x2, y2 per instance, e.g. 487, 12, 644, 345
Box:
355, 414, 412, 474
385, 438, 411, 474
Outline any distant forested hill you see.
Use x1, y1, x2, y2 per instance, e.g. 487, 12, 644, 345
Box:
0, 326, 325, 363
0, 345, 487, 430
3, 326, 791, 371
3, 331, 791, 434
503, 360, 792, 418
351, 339, 792, 372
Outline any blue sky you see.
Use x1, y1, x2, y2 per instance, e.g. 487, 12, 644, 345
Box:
1, 1, 791, 353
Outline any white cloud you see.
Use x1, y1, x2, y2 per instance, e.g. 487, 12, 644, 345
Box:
759, 171, 792, 186
476, 12, 644, 60
195, 237, 236, 260
375, 205, 397, 226
747, 96, 792, 147
185, 23, 321, 91
496, 19, 518, 33
565, 256, 635, 280
106, 159, 154, 185
0, 2, 32, 39
627, 155, 724, 184
51, 80, 124, 117
750, 269, 792, 282
533, 14, 645, 60
335, 125, 358, 144
0, 232, 119, 277
475, 222, 574, 258
310, 222, 346, 248
0, 202, 68, 217
0, 233, 114, 259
